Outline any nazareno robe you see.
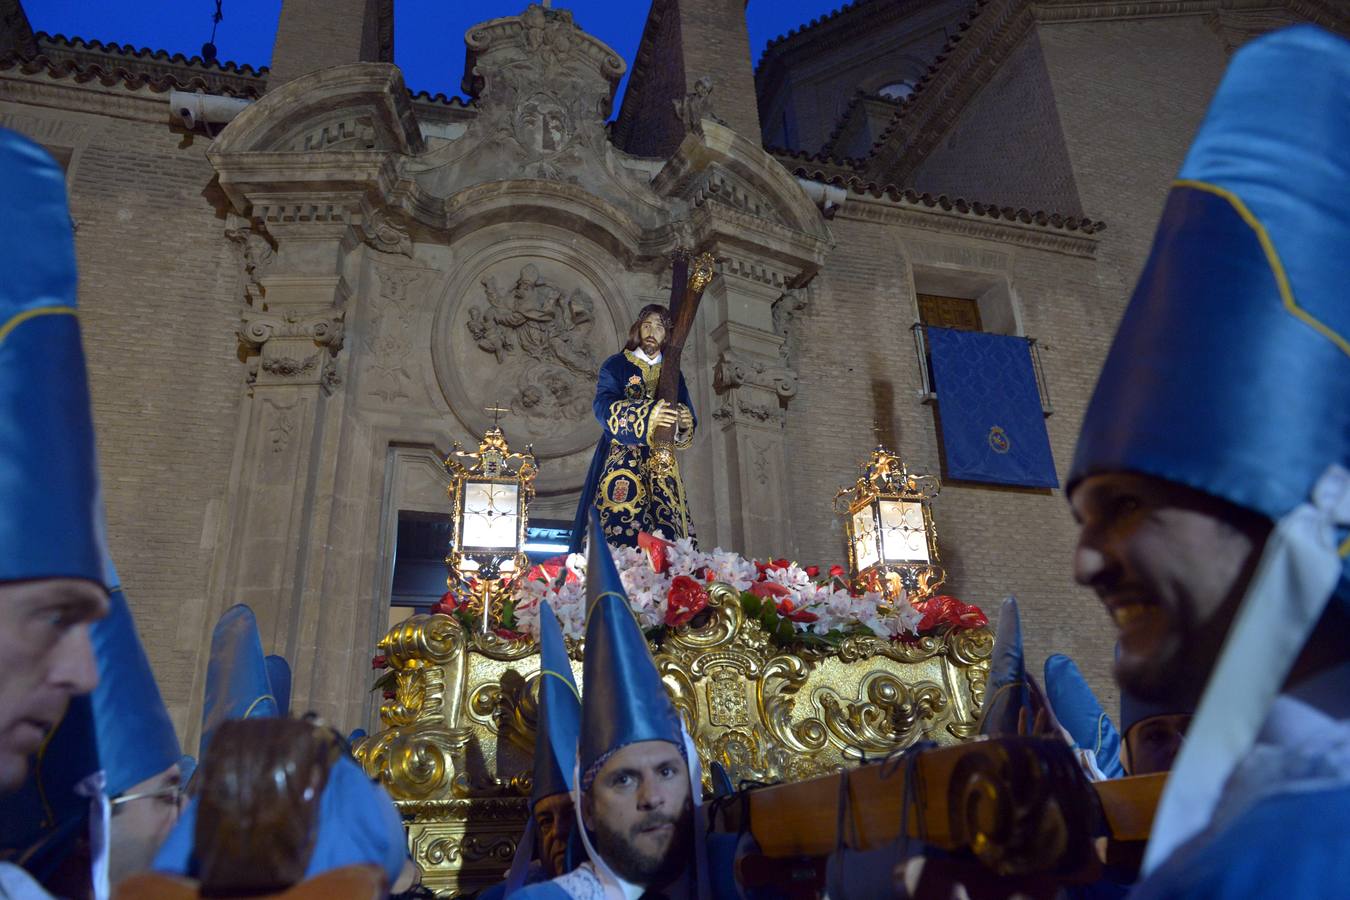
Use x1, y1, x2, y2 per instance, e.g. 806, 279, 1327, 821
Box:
569, 349, 696, 551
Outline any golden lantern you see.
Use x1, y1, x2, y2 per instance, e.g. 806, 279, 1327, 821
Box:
444, 417, 537, 633
834, 445, 944, 601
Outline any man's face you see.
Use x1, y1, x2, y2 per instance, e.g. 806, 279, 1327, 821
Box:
533, 791, 574, 878
583, 740, 692, 889
1123, 714, 1191, 775
109, 762, 184, 885
0, 578, 107, 792
1070, 472, 1267, 706
637, 316, 667, 356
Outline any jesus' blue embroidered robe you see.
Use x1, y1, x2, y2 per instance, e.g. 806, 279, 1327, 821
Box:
568, 350, 696, 550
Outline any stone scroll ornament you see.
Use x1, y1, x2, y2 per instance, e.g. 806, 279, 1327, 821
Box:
646, 251, 716, 524
464, 264, 601, 433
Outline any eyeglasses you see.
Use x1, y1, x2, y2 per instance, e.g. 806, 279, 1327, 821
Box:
110, 783, 186, 813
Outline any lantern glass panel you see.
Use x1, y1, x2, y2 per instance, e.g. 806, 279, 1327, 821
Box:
851, 506, 880, 571
461, 480, 520, 550
878, 499, 929, 564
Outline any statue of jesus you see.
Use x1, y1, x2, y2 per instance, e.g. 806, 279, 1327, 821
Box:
568, 304, 696, 550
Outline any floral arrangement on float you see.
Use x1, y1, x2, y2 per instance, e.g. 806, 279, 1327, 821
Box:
412, 531, 986, 650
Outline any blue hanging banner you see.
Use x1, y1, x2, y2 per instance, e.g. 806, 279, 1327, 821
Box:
927, 326, 1059, 489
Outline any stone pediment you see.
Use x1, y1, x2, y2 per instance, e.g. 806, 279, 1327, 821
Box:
401, 5, 668, 229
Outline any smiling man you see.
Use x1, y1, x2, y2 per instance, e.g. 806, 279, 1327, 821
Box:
1065, 26, 1350, 898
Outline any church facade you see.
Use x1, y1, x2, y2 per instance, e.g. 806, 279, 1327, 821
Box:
1, 0, 1344, 747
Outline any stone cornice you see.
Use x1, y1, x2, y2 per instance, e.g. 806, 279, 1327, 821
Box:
0, 64, 172, 123
839, 190, 1100, 258
32, 33, 266, 97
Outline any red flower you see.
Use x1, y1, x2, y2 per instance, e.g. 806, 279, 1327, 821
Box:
371, 655, 388, 670
527, 554, 571, 585
915, 595, 988, 633
829, 565, 846, 578
749, 580, 790, 601
775, 598, 819, 623
804, 565, 820, 579
754, 558, 791, 580
665, 575, 709, 627
431, 591, 459, 616
638, 532, 673, 574
382, 690, 396, 700
494, 627, 529, 641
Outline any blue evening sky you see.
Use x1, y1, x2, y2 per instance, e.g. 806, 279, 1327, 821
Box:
22, 0, 840, 107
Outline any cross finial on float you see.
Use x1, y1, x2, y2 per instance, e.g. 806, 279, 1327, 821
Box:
484, 403, 509, 427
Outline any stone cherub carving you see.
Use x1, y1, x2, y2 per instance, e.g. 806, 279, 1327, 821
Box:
674, 75, 727, 135
465, 264, 599, 430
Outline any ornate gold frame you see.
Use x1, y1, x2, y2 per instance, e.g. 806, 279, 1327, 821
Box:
355, 585, 991, 896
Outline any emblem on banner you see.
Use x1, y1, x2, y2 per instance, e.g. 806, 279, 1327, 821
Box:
988, 426, 1010, 454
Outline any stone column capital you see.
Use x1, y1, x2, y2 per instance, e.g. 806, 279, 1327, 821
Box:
238, 306, 346, 389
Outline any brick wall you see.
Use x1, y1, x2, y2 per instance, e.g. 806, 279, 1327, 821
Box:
754, 0, 966, 154
268, 0, 386, 88
616, 0, 761, 157
911, 30, 1084, 217
59, 111, 243, 739
1039, 17, 1229, 302
783, 211, 1123, 710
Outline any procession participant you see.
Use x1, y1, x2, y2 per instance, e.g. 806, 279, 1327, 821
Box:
569, 305, 697, 551
1067, 24, 1350, 896
1044, 654, 1125, 781
0, 127, 109, 900
1117, 691, 1188, 777
149, 605, 408, 893
483, 601, 583, 898
516, 511, 742, 900
95, 562, 185, 887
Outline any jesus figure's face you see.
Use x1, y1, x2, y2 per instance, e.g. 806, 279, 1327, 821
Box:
637, 316, 666, 356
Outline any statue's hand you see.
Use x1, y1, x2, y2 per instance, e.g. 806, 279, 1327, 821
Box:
652, 400, 680, 429
676, 405, 694, 432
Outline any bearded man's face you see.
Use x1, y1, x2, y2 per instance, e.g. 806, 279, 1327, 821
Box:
583, 740, 692, 888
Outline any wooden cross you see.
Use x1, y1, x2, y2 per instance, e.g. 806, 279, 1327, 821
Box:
650, 251, 716, 441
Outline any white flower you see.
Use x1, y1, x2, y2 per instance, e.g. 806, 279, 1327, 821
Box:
705, 548, 757, 590
667, 537, 709, 578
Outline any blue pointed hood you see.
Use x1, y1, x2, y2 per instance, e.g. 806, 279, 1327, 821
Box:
0, 127, 102, 586
533, 601, 581, 805
93, 561, 181, 797
1044, 654, 1124, 780
578, 510, 684, 786
265, 655, 292, 717
199, 604, 279, 759
977, 596, 1026, 736
1069, 25, 1350, 601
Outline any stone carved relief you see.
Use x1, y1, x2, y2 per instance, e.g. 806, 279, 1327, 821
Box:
364, 266, 424, 406
266, 404, 297, 454
713, 349, 798, 428
239, 308, 346, 389
362, 208, 413, 257
771, 288, 809, 367
225, 215, 275, 302
403, 5, 665, 228
750, 441, 772, 487
239, 309, 345, 355
674, 75, 727, 136
464, 264, 599, 427
435, 253, 620, 465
